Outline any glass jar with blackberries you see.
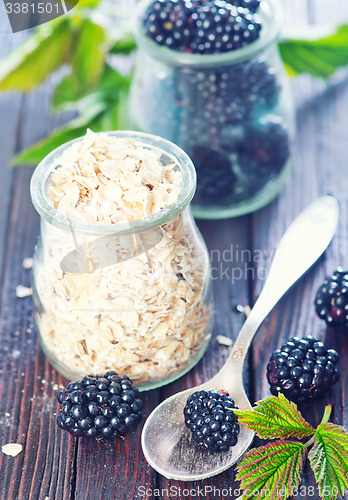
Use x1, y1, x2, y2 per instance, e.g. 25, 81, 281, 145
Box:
130, 0, 294, 219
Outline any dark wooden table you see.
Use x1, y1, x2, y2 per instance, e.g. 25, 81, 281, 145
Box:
1, 0, 348, 499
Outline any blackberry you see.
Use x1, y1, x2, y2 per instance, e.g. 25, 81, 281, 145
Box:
56, 372, 143, 439
267, 336, 339, 402
189, 146, 236, 202
238, 117, 290, 179
237, 60, 280, 109
184, 390, 239, 452
314, 268, 348, 331
177, 60, 279, 153
143, 0, 262, 54
228, 0, 260, 12
189, 2, 262, 54
143, 0, 193, 50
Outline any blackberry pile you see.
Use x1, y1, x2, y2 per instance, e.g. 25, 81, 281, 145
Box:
56, 372, 143, 439
315, 268, 348, 330
184, 390, 240, 452
143, 0, 262, 54
137, 0, 290, 207
267, 336, 339, 402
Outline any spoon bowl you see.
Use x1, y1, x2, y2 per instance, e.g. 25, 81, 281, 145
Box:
142, 196, 339, 480
142, 384, 254, 481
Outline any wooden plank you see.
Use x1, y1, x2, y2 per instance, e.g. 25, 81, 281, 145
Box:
0, 24, 78, 500
0, 0, 348, 498
250, 1, 348, 499
0, 25, 26, 310
157, 217, 252, 499
0, 166, 76, 499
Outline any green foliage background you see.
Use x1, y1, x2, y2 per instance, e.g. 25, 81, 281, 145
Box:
1, 0, 348, 164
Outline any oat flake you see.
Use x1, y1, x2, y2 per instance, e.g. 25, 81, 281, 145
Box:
2, 443, 23, 457
216, 335, 233, 347
16, 285, 33, 298
22, 257, 34, 270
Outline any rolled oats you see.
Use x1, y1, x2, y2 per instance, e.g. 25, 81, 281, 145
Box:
34, 131, 212, 386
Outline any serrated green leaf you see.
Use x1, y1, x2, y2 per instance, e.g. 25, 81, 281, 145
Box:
308, 423, 348, 500
70, 18, 106, 91
236, 440, 306, 500
279, 24, 348, 79
0, 18, 72, 91
235, 393, 314, 440
109, 33, 137, 55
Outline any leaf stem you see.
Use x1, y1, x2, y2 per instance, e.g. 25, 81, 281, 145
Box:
304, 405, 332, 448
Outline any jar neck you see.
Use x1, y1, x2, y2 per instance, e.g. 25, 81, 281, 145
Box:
30, 131, 197, 236
134, 0, 283, 68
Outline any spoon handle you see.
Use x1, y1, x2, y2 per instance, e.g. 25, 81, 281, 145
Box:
214, 196, 339, 388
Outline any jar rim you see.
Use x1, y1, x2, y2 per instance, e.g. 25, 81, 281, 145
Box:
30, 130, 197, 235
134, 0, 283, 68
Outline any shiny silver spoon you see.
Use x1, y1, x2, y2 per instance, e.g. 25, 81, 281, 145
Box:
141, 196, 339, 481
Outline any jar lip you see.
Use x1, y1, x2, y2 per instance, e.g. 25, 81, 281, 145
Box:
134, 0, 283, 67
30, 130, 197, 235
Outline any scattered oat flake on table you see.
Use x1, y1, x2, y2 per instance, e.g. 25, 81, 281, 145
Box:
216, 335, 233, 346
16, 285, 32, 298
22, 257, 33, 269
244, 305, 251, 317
2, 443, 23, 457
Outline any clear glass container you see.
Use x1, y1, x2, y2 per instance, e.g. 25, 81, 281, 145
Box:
30, 131, 212, 391
130, 0, 294, 219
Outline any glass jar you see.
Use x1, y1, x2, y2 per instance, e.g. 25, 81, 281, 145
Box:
30, 131, 212, 391
129, 0, 294, 219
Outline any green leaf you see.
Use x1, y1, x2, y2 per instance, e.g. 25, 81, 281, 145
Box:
114, 83, 132, 129
109, 33, 137, 55
235, 393, 314, 440
52, 64, 129, 112
67, 0, 102, 7
279, 24, 348, 79
308, 423, 348, 500
0, 18, 72, 91
236, 440, 306, 500
15, 64, 132, 165
12, 102, 105, 165
70, 18, 107, 91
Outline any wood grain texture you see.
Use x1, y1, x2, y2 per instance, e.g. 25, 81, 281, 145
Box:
0, 0, 348, 499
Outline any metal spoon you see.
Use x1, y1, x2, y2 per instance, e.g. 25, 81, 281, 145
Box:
141, 196, 339, 481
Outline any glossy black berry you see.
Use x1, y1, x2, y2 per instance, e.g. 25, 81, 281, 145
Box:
189, 2, 262, 54
229, 0, 260, 12
70, 390, 88, 405
143, 0, 193, 50
238, 117, 290, 179
56, 373, 143, 439
314, 268, 348, 331
184, 390, 239, 452
267, 336, 339, 402
190, 146, 237, 202
70, 405, 88, 420
67, 381, 83, 391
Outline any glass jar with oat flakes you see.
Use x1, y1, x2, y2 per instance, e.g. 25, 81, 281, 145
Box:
30, 130, 212, 390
